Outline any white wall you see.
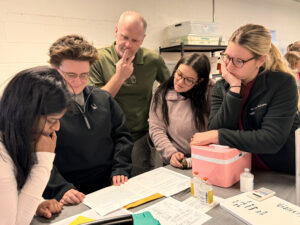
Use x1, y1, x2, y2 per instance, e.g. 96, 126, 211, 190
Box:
0, 0, 300, 91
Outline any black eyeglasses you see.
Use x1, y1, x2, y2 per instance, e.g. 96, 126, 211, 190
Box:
220, 52, 256, 68
175, 70, 197, 86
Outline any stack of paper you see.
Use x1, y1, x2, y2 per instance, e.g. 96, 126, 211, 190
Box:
84, 167, 190, 216
137, 197, 211, 225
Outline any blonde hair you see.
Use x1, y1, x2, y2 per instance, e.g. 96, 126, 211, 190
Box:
285, 51, 300, 70
229, 24, 293, 75
287, 41, 300, 52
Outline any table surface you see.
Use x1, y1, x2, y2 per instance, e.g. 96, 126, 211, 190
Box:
31, 166, 296, 225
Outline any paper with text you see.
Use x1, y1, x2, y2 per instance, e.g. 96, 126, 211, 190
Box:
84, 180, 156, 216
84, 167, 190, 215
183, 195, 224, 213
221, 192, 300, 225
137, 197, 211, 225
130, 167, 190, 197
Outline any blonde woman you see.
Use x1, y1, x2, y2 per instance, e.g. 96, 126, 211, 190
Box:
285, 51, 300, 74
191, 24, 299, 175
287, 41, 300, 52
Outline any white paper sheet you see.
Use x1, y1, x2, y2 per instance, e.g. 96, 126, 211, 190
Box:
130, 167, 190, 197
84, 167, 190, 216
137, 197, 211, 225
182, 195, 224, 213
221, 192, 300, 225
84, 182, 156, 216
52, 208, 130, 225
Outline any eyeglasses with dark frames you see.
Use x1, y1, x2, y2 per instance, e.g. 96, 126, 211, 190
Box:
220, 52, 256, 68
175, 70, 198, 86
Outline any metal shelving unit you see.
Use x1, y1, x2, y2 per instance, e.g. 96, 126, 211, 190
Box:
159, 42, 227, 56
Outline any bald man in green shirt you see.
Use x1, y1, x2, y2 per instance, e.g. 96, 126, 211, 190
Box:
89, 11, 170, 176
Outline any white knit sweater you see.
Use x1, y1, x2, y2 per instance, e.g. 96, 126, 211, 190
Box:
0, 141, 54, 225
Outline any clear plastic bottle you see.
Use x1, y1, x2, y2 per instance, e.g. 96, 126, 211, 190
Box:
191, 171, 200, 197
199, 177, 213, 205
240, 168, 254, 192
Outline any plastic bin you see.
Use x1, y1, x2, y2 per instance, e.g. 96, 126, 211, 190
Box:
166, 21, 220, 40
191, 144, 251, 188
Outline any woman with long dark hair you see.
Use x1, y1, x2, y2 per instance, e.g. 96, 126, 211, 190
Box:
0, 66, 71, 224
149, 53, 214, 168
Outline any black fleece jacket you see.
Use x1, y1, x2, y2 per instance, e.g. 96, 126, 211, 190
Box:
43, 86, 133, 200
208, 70, 299, 174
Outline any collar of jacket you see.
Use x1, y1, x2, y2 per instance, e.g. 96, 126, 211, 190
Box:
71, 85, 95, 113
83, 85, 95, 97
247, 68, 268, 101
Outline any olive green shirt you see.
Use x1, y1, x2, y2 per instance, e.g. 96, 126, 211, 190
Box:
89, 43, 170, 141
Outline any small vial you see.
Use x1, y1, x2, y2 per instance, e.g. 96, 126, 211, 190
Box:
240, 168, 254, 192
199, 177, 213, 205
181, 157, 192, 169
191, 171, 200, 197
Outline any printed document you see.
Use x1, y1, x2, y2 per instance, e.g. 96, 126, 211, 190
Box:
130, 167, 190, 197
137, 197, 211, 225
183, 195, 224, 213
84, 167, 190, 215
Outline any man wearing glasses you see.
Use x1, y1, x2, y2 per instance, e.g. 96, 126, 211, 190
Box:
43, 34, 133, 205
89, 11, 170, 176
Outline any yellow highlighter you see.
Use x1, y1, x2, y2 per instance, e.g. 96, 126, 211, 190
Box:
123, 193, 164, 209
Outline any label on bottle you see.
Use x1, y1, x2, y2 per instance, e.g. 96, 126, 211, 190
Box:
207, 190, 213, 204
191, 181, 194, 196
194, 181, 200, 197
199, 189, 213, 204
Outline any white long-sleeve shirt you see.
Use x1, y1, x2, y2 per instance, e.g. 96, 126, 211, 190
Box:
0, 141, 54, 225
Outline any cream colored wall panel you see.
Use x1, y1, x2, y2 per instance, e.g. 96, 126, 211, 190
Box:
0, 42, 48, 63
81, 21, 116, 48
0, 62, 46, 96
216, 0, 300, 52
5, 21, 56, 43
1, 0, 300, 93
0, 22, 5, 42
